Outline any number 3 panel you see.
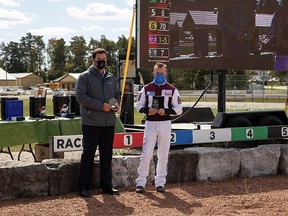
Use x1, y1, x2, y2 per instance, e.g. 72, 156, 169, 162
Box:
192, 128, 231, 144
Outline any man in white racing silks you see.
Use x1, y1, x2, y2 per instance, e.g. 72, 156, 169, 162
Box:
135, 62, 182, 193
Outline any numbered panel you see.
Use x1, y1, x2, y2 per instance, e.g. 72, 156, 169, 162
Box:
268, 125, 288, 139
231, 126, 268, 141
149, 48, 169, 58
193, 128, 231, 144
149, 34, 170, 45
149, 8, 169, 18
113, 132, 144, 148
148, 21, 170, 31
170, 130, 193, 145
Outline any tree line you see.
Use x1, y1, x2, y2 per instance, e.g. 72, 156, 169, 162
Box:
0, 32, 212, 90
0, 31, 284, 91
0, 33, 136, 82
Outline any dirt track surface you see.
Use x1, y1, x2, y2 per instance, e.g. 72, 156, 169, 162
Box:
0, 175, 287, 216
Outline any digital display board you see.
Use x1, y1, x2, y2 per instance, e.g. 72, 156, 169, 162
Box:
136, 0, 285, 70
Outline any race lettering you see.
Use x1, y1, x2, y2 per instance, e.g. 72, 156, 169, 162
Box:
57, 137, 82, 149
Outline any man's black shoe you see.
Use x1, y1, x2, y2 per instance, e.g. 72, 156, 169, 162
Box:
156, 186, 165, 193
102, 188, 120, 195
78, 189, 91, 198
135, 186, 145, 193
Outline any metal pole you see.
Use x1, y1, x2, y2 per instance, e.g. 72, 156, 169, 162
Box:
4, 53, 8, 87
217, 70, 226, 112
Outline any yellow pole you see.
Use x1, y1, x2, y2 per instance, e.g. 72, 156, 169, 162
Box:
119, 6, 135, 111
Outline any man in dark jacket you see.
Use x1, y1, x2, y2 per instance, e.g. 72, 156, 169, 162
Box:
76, 48, 120, 197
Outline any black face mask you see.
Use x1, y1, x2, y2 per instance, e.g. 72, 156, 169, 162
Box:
96, 60, 106, 69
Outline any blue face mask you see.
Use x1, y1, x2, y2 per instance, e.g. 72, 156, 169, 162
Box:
153, 73, 167, 85
153, 73, 167, 86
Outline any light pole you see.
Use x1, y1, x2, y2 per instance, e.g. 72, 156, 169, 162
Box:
4, 53, 8, 87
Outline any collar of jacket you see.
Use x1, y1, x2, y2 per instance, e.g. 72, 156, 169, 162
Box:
89, 66, 111, 79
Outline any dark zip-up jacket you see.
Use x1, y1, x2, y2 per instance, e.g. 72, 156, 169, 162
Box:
76, 66, 120, 126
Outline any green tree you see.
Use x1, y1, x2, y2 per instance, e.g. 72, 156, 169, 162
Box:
195, 71, 209, 89
170, 69, 198, 90
0, 42, 26, 73
19, 33, 45, 74
0, 42, 9, 71
270, 70, 288, 84
116, 35, 136, 56
88, 36, 117, 74
66, 36, 88, 74
226, 70, 250, 90
47, 38, 68, 81
6, 42, 26, 73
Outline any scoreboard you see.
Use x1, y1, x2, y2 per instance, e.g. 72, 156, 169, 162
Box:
136, 0, 276, 70
137, 0, 171, 68
147, 0, 170, 63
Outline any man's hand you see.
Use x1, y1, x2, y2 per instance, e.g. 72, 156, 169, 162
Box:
148, 108, 158, 115
157, 108, 165, 116
102, 103, 111, 112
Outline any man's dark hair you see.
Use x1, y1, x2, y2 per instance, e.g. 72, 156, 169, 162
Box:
92, 48, 107, 59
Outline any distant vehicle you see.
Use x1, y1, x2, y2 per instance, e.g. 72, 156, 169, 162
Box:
45, 88, 54, 95
268, 77, 280, 83
0, 88, 26, 96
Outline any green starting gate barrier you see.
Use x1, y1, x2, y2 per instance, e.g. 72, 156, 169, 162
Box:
231, 126, 268, 141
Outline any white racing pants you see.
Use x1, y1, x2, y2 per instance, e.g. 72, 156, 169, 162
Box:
136, 120, 171, 187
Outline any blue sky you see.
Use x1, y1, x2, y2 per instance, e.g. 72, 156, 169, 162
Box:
0, 0, 135, 45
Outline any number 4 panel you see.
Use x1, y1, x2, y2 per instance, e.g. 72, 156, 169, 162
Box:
231, 126, 268, 141
192, 128, 231, 144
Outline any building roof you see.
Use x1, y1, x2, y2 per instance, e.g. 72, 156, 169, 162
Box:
11, 73, 34, 78
69, 73, 81, 80
170, 12, 187, 27
0, 68, 17, 80
53, 73, 81, 82
184, 10, 272, 27
188, 10, 218, 26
